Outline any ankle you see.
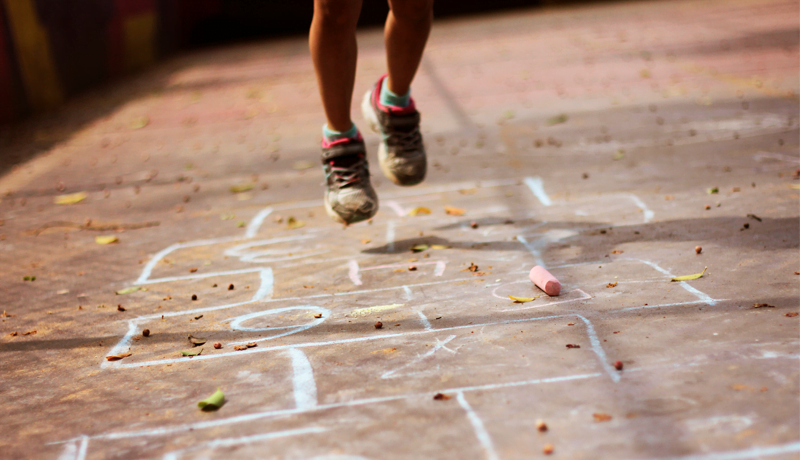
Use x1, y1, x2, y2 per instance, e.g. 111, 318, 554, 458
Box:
380, 82, 410, 108
323, 123, 359, 141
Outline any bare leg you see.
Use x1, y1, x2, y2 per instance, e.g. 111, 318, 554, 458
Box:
384, 0, 434, 96
310, 0, 363, 132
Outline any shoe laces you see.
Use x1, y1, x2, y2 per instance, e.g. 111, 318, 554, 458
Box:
328, 155, 367, 188
387, 125, 422, 155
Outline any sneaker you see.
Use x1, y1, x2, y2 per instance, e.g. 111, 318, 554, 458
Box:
321, 134, 379, 225
361, 75, 426, 186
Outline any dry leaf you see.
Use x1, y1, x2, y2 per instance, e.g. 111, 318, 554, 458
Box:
292, 161, 314, 170
95, 235, 119, 245
785, 312, 798, 317
54, 192, 88, 205
671, 267, 707, 281
753, 303, 775, 308
188, 335, 206, 346
233, 345, 248, 351
430, 244, 450, 249
593, 413, 612, 422
198, 388, 225, 411
286, 216, 305, 229
611, 250, 624, 254
433, 393, 451, 400
130, 116, 149, 129
606, 282, 618, 288
508, 295, 539, 303
246, 342, 257, 348
566, 344, 580, 348
116, 287, 141, 295
105, 352, 132, 361
22, 330, 36, 335
229, 183, 254, 193
444, 206, 465, 216
313, 313, 322, 318
407, 207, 431, 216
463, 263, 478, 272
789, 184, 800, 190
459, 188, 477, 195
361, 238, 371, 244
546, 113, 569, 125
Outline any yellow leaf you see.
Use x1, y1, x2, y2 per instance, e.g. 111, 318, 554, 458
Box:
430, 244, 450, 249
444, 205, 466, 216
131, 116, 149, 129
54, 192, 87, 205
95, 235, 119, 245
286, 216, 305, 229
105, 352, 131, 361
671, 267, 707, 282
229, 183, 254, 193
508, 295, 540, 303
408, 207, 431, 216
292, 161, 314, 170
789, 184, 800, 190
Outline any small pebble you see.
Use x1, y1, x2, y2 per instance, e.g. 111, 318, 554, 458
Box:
374, 321, 383, 329
228, 284, 235, 290
536, 419, 548, 432
191, 294, 198, 301
543, 443, 555, 455
695, 246, 702, 254
470, 221, 479, 229
117, 304, 126, 312
142, 329, 150, 337
213, 342, 222, 349
614, 360, 623, 370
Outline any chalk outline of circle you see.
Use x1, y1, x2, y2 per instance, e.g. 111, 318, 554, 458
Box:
227, 306, 330, 346
491, 279, 536, 300
225, 235, 329, 263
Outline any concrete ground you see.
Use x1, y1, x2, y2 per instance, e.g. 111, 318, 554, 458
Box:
1, 0, 799, 459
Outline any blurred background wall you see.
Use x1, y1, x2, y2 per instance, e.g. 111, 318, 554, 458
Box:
0, 0, 552, 124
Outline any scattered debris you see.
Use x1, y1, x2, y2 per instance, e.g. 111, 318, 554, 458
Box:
566, 344, 580, 349
593, 413, 612, 422
194, 315, 203, 320
130, 116, 149, 129
614, 361, 624, 371
611, 250, 624, 254
142, 329, 150, 337
464, 263, 479, 272
444, 206, 466, 216
8, 332, 17, 337
695, 246, 702, 254
671, 267, 707, 282
214, 342, 222, 349
704, 205, 711, 210
508, 295, 539, 303
433, 393, 451, 400
304, 285, 314, 289
191, 294, 198, 301
247, 342, 257, 348
546, 113, 569, 125
233, 345, 248, 351
31, 220, 160, 236
181, 348, 203, 357
361, 238, 371, 244
314, 313, 323, 318
198, 388, 225, 411
470, 221, 479, 229
431, 244, 450, 249
54, 192, 87, 205
613, 150, 624, 160
22, 276, 36, 281
732, 187, 741, 192
536, 419, 548, 432
752, 303, 775, 308
374, 321, 383, 329
606, 282, 618, 288
228, 284, 235, 290
707, 187, 719, 194
1, 311, 13, 317
105, 352, 132, 361
746, 214, 762, 222
117, 305, 126, 312
543, 443, 555, 455
292, 160, 314, 170
230, 183, 254, 193
567, 322, 575, 326
785, 312, 798, 317
189, 267, 198, 273
95, 235, 119, 245
116, 287, 142, 295
408, 207, 431, 216
741, 223, 750, 230
188, 335, 207, 346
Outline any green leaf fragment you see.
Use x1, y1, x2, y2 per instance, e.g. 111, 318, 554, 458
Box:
198, 388, 225, 411
671, 267, 707, 282
707, 187, 719, 194
181, 348, 203, 357
430, 245, 450, 250
411, 244, 429, 253
230, 183, 254, 193
546, 114, 569, 125
116, 287, 142, 295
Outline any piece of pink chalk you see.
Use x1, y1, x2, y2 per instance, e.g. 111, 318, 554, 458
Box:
529, 265, 561, 296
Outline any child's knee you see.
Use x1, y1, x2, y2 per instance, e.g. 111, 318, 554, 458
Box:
389, 0, 434, 25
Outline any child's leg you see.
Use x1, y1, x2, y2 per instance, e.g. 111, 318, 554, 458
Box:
384, 0, 433, 97
310, 0, 363, 132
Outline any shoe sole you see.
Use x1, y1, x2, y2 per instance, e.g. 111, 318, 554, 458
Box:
324, 191, 378, 225
361, 91, 412, 187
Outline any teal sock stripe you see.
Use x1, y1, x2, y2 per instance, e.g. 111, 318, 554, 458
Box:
323, 123, 358, 141
380, 83, 410, 108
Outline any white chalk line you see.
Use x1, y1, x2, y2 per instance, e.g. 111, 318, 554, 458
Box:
348, 260, 362, 286
456, 392, 500, 460
403, 285, 413, 300
56, 372, 600, 443
386, 220, 396, 253
575, 314, 620, 383
634, 441, 800, 460
629, 258, 717, 306
381, 335, 457, 379
515, 235, 545, 268
417, 310, 432, 330
627, 194, 654, 223
288, 348, 318, 410
523, 176, 552, 206
385, 200, 407, 217
161, 426, 327, 460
